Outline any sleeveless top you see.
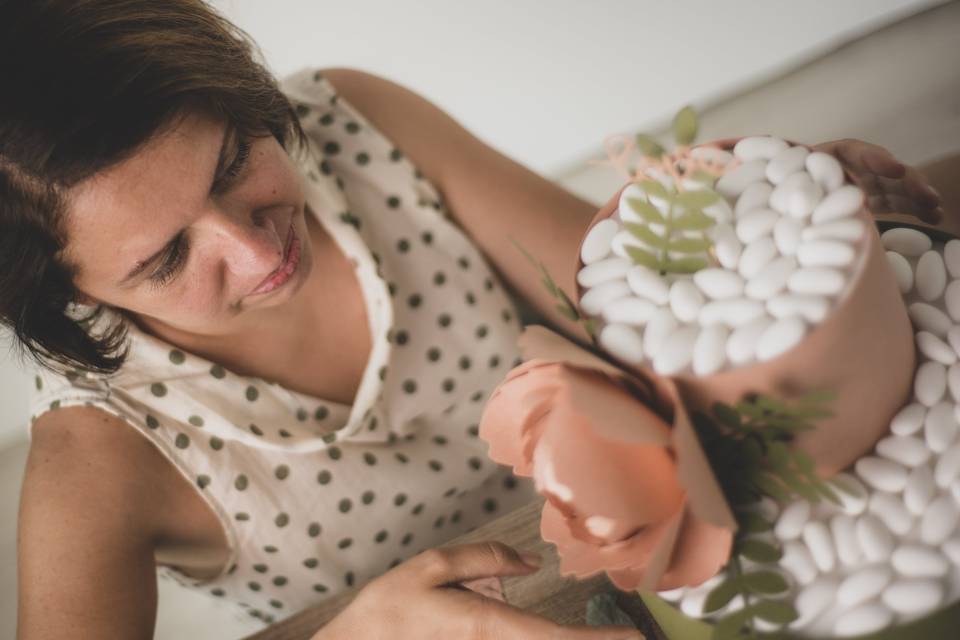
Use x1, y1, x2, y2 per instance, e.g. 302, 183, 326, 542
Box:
27, 68, 538, 626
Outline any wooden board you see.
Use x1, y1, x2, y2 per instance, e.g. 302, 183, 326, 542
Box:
245, 497, 666, 640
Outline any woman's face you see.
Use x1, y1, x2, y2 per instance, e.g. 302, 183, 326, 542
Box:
63, 110, 315, 339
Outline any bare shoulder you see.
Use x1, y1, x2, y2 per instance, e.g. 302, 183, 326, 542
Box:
26, 405, 172, 509
18, 406, 164, 638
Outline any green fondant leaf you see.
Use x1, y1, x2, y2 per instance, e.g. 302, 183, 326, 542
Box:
626, 197, 666, 224
690, 169, 718, 186
751, 599, 799, 625
832, 475, 863, 498
556, 302, 579, 321
625, 245, 660, 271
668, 235, 713, 253
712, 607, 753, 640
624, 222, 667, 250
672, 211, 716, 231
753, 473, 790, 502
742, 570, 789, 595
816, 480, 842, 505
676, 189, 720, 209
739, 539, 783, 564
704, 578, 741, 614
766, 442, 790, 470
793, 451, 816, 474
735, 400, 766, 419
541, 273, 559, 296
581, 318, 598, 339
672, 105, 698, 146
779, 467, 821, 502
754, 394, 789, 414
585, 593, 636, 628
556, 288, 581, 319
663, 256, 708, 274
713, 403, 743, 430
638, 179, 670, 200
634, 134, 665, 159
739, 512, 774, 534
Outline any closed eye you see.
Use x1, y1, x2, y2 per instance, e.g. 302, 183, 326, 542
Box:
148, 232, 189, 288
213, 135, 252, 194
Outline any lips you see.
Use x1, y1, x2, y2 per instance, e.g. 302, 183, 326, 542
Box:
249, 224, 299, 296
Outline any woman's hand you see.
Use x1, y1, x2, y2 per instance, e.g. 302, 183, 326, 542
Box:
813, 138, 944, 223
315, 541, 644, 640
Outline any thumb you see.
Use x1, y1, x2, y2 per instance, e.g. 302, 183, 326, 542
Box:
411, 541, 542, 588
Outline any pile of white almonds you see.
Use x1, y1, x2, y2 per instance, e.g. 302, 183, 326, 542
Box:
578, 136, 867, 376
659, 229, 960, 637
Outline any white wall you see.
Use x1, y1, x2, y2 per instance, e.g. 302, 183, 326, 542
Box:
210, 0, 942, 175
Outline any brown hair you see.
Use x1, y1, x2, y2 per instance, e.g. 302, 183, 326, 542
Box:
0, 0, 306, 375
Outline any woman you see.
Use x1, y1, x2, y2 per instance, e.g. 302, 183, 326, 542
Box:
2, 1, 946, 639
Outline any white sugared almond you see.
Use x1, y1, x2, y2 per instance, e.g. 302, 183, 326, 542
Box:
733, 136, 788, 161
580, 219, 619, 264
882, 227, 933, 256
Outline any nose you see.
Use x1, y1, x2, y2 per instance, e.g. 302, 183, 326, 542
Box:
204, 208, 286, 282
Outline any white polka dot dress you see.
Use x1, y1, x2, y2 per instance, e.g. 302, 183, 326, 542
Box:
27, 68, 537, 626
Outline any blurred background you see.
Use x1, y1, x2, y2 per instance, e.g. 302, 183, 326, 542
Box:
1, 1, 955, 638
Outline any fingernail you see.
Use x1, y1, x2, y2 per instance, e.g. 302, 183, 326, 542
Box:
520, 551, 542, 568
927, 184, 942, 201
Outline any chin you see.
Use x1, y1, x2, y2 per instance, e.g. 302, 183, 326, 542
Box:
239, 228, 313, 311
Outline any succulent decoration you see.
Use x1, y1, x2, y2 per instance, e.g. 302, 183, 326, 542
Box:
601, 106, 732, 277
692, 391, 858, 639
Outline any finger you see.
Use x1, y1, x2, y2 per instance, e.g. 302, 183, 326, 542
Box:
902, 169, 943, 208
851, 172, 941, 224
407, 542, 541, 588
859, 144, 906, 179
831, 139, 905, 179
860, 175, 942, 213
868, 193, 944, 224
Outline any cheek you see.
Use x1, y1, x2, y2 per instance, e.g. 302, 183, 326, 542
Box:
130, 262, 224, 318
252, 146, 304, 201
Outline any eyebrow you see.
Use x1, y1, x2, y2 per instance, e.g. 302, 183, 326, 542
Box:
117, 124, 234, 288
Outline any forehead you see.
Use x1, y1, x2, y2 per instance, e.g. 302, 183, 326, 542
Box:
62, 111, 225, 276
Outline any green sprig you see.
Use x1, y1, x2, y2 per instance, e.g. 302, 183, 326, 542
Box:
620, 106, 722, 277
511, 239, 597, 340
691, 390, 858, 639
622, 181, 718, 276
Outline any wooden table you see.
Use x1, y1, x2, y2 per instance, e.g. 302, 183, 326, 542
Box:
245, 497, 667, 639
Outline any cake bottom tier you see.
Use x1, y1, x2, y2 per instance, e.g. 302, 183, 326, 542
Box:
652, 228, 960, 637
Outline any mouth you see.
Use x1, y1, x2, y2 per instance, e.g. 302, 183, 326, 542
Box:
249, 224, 300, 296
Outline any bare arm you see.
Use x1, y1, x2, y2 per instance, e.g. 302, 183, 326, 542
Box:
322, 68, 598, 343
17, 407, 164, 639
